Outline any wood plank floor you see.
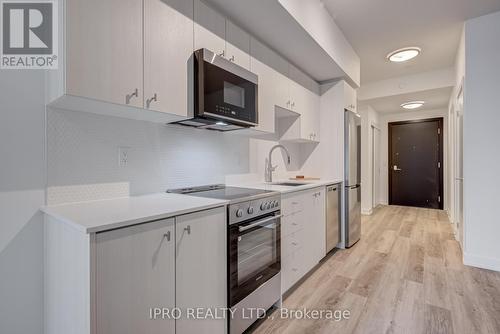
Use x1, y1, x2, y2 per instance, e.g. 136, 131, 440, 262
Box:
253, 205, 500, 334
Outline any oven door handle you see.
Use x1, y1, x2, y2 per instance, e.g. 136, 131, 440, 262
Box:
238, 214, 282, 232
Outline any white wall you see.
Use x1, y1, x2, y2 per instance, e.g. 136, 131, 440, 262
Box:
359, 105, 380, 214
462, 11, 500, 271
379, 109, 449, 207
46, 108, 251, 204
0, 72, 46, 334
446, 27, 465, 229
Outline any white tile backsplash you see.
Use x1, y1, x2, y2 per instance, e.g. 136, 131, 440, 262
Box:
47, 108, 250, 204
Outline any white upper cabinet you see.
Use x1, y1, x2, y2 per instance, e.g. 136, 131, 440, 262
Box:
344, 82, 357, 112
250, 57, 275, 134
302, 88, 321, 142
225, 20, 251, 70
144, 0, 194, 117
66, 0, 143, 108
194, 0, 226, 56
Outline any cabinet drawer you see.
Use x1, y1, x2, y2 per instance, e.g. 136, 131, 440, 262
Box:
281, 229, 303, 257
281, 250, 302, 293
282, 196, 303, 217
281, 212, 303, 237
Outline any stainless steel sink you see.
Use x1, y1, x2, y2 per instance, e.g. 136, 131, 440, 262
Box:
273, 182, 309, 187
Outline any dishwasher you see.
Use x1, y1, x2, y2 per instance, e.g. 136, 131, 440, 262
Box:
326, 184, 341, 253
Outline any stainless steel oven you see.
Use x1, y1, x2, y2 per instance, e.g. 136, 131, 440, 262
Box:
167, 185, 282, 334
228, 212, 281, 307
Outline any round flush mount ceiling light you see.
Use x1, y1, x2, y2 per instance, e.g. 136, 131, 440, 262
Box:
387, 47, 421, 62
401, 101, 425, 109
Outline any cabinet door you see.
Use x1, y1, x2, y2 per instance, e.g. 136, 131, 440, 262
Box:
344, 82, 357, 112
194, 0, 226, 56
301, 188, 326, 271
301, 89, 320, 142
95, 219, 175, 334
289, 80, 306, 114
66, 0, 143, 107
144, 0, 193, 117
176, 207, 226, 334
251, 57, 275, 133
274, 72, 291, 110
225, 20, 250, 70
312, 188, 326, 261
309, 90, 321, 141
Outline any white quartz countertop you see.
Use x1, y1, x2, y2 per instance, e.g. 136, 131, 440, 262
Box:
41, 193, 228, 234
229, 179, 343, 194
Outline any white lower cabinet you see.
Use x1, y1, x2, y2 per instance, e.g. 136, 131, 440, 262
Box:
95, 218, 176, 334
46, 206, 227, 334
175, 208, 227, 334
95, 207, 226, 334
281, 187, 326, 293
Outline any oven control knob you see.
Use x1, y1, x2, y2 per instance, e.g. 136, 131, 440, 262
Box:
265, 203, 271, 210
247, 207, 254, 214
236, 209, 243, 218
260, 203, 266, 211
273, 200, 279, 208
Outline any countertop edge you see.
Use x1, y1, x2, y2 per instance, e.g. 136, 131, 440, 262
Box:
40, 201, 228, 234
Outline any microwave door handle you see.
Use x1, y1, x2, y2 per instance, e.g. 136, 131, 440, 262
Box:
239, 214, 283, 232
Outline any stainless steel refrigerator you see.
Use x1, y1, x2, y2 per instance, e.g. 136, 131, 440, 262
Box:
344, 109, 361, 247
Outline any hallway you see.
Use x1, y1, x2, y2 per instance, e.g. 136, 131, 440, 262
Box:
254, 206, 500, 334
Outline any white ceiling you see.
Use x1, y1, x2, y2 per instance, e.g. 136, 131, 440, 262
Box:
360, 87, 453, 114
205, 0, 348, 83
323, 0, 500, 84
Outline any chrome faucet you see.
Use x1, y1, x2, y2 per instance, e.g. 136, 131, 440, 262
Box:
265, 145, 291, 183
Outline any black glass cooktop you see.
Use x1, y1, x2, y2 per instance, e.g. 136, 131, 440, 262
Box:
167, 184, 274, 201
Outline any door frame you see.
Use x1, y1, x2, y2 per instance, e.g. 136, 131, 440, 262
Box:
388, 117, 444, 209
371, 124, 381, 210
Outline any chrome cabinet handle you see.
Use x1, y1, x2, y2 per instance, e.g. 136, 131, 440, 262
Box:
291, 102, 295, 108
163, 231, 171, 242
229, 55, 235, 62
286, 100, 291, 107
125, 88, 138, 105
239, 214, 282, 232
393, 165, 402, 171
184, 225, 191, 235
146, 93, 157, 108
218, 50, 225, 58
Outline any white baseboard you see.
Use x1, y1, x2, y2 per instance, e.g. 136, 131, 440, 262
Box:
463, 252, 500, 272
361, 208, 373, 216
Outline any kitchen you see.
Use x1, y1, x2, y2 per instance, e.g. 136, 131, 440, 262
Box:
2, 0, 500, 334
38, 1, 356, 333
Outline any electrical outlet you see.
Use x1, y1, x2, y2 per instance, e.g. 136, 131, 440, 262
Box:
118, 146, 130, 167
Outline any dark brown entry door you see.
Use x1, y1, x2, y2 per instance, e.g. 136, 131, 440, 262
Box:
389, 118, 443, 209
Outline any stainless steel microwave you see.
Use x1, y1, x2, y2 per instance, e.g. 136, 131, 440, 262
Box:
172, 48, 258, 131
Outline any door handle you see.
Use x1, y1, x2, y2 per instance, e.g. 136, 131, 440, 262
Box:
125, 88, 138, 105
393, 165, 402, 171
239, 214, 282, 232
146, 93, 158, 108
